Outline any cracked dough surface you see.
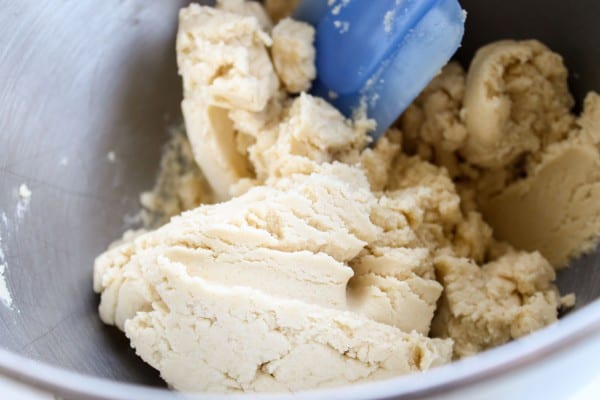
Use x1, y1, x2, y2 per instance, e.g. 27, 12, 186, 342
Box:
93, 1, 600, 394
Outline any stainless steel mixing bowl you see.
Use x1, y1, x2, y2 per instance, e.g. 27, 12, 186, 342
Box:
1, 1, 599, 399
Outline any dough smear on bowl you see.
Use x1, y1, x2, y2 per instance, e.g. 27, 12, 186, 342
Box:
94, 1, 600, 393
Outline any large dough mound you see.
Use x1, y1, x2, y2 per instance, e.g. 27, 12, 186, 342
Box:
177, 4, 278, 112
94, 164, 453, 391
95, 164, 377, 327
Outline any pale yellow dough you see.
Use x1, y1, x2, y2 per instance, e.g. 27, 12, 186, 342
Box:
432, 251, 559, 357
481, 93, 600, 266
462, 40, 574, 168
94, 164, 453, 392
401, 40, 600, 269
271, 18, 316, 93
91, 1, 597, 394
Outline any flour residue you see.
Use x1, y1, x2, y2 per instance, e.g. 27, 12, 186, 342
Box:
0, 264, 12, 308
383, 10, 395, 33
15, 184, 31, 220
333, 20, 350, 34
18, 184, 31, 199
0, 233, 12, 308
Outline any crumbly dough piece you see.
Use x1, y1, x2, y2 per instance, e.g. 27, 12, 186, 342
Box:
400, 62, 478, 182
271, 18, 316, 93
480, 93, 600, 267
432, 251, 559, 357
401, 62, 468, 155
181, 96, 254, 201
177, 5, 362, 201
384, 155, 463, 253
350, 143, 491, 335
246, 93, 370, 181
177, 5, 279, 200
95, 164, 377, 328
177, 5, 278, 112
461, 40, 574, 168
402, 39, 600, 268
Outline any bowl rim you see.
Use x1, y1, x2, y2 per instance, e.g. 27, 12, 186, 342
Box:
1, 297, 600, 400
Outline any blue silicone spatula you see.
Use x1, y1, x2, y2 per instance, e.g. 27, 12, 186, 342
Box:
294, 0, 466, 140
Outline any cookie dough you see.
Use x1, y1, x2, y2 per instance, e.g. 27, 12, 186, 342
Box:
481, 93, 600, 266
216, 0, 273, 31
271, 18, 316, 93
94, 163, 453, 392
432, 251, 559, 357
400, 40, 600, 268
93, 1, 598, 394
462, 40, 574, 168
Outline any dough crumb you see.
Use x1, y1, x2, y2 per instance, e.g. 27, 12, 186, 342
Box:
18, 184, 31, 200
333, 20, 350, 34
432, 251, 559, 357
0, 263, 12, 308
16, 184, 32, 219
560, 293, 576, 309
107, 151, 116, 163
